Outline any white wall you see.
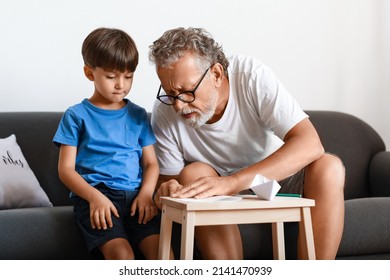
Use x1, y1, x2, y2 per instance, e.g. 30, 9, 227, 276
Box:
1, 0, 389, 148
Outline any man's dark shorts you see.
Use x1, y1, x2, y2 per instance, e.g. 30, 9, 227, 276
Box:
278, 168, 306, 195
71, 183, 161, 255
240, 168, 306, 196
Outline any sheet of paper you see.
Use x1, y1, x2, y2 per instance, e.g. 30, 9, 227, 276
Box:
178, 195, 242, 203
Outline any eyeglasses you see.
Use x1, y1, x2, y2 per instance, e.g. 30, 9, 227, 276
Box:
156, 67, 209, 105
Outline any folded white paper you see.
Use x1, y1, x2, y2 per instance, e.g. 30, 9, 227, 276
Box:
250, 174, 281, 200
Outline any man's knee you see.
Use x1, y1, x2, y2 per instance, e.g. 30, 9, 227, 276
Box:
323, 153, 345, 180
179, 162, 219, 184
306, 153, 345, 191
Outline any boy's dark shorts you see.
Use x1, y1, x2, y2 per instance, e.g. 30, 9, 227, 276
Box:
71, 183, 161, 254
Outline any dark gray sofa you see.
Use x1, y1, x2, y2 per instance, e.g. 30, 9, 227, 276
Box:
0, 111, 389, 260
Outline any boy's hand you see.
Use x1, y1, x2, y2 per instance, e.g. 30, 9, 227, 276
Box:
89, 192, 119, 230
131, 192, 158, 224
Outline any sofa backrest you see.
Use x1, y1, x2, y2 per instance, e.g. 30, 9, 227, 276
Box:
0, 112, 70, 206
0, 111, 385, 205
306, 111, 386, 200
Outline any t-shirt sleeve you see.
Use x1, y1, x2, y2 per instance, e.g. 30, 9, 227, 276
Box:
52, 109, 81, 147
138, 109, 156, 148
250, 62, 308, 140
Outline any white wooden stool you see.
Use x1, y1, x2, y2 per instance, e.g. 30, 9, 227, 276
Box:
158, 195, 316, 260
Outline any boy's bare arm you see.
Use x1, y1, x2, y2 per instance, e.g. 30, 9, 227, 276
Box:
58, 144, 119, 230
131, 144, 160, 224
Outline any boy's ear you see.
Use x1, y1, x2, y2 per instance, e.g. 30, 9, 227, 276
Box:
83, 66, 94, 81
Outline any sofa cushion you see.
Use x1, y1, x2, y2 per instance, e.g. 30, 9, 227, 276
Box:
337, 197, 390, 257
0, 206, 89, 259
0, 112, 70, 206
0, 134, 52, 209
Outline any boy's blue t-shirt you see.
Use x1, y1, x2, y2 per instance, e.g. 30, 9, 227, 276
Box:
53, 98, 156, 192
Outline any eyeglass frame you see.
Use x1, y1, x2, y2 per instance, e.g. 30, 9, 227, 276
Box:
156, 67, 210, 105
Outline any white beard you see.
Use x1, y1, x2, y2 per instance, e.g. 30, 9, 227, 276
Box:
178, 91, 218, 128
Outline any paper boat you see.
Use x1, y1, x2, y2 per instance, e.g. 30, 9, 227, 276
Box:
250, 174, 281, 200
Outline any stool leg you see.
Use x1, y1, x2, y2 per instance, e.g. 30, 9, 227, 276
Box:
299, 207, 316, 260
158, 205, 173, 260
181, 211, 195, 260
272, 222, 286, 260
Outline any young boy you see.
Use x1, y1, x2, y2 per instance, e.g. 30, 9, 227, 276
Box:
53, 27, 161, 260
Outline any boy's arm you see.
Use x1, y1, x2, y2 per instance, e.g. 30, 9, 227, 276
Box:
58, 144, 119, 230
131, 144, 159, 224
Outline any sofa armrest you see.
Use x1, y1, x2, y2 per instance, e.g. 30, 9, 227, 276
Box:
369, 151, 390, 197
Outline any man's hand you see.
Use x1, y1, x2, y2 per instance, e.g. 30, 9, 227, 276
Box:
153, 179, 183, 209
171, 176, 236, 199
154, 176, 239, 208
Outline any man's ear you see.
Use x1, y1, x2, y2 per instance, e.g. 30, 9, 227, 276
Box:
210, 63, 224, 87
83, 66, 94, 81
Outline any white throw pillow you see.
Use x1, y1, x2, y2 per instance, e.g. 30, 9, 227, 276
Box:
0, 134, 52, 209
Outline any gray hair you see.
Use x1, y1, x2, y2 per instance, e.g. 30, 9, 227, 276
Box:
149, 27, 229, 76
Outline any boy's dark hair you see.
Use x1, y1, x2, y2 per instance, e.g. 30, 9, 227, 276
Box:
82, 27, 139, 72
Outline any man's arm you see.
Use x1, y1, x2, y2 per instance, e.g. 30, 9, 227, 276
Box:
232, 117, 324, 190
170, 118, 324, 198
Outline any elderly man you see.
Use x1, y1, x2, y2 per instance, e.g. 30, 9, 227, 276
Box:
149, 27, 345, 260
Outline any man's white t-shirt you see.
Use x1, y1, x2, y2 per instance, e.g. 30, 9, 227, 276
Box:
151, 55, 308, 176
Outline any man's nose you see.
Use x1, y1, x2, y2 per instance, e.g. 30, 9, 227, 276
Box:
173, 98, 186, 111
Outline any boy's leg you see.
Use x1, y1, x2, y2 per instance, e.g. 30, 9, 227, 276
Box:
178, 162, 243, 260
72, 183, 136, 260
99, 238, 134, 260
302, 153, 345, 259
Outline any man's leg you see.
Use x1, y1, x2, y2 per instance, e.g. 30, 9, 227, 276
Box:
178, 162, 244, 260
195, 224, 243, 259
138, 234, 175, 260
302, 153, 345, 259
